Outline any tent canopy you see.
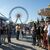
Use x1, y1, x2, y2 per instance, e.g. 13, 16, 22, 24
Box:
38, 8, 50, 17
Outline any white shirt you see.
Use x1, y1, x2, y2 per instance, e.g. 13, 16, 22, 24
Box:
47, 24, 50, 35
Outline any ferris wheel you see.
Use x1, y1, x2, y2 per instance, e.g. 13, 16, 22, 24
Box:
9, 6, 29, 24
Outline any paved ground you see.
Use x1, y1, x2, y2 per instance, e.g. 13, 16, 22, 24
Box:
0, 34, 45, 50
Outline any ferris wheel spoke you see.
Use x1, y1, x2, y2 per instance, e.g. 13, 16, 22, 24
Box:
19, 18, 23, 24
15, 18, 18, 23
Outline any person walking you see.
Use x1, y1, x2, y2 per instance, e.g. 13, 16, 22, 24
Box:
16, 24, 20, 40
7, 25, 11, 43
32, 28, 36, 45
32, 23, 36, 46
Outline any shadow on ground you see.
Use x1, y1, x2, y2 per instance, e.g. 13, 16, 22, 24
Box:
0, 42, 36, 50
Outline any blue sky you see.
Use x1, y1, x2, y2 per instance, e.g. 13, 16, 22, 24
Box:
0, 0, 50, 23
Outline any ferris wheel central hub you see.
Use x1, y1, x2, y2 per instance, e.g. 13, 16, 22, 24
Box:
16, 14, 21, 18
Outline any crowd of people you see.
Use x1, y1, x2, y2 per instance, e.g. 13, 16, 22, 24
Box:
0, 21, 49, 50
31, 22, 48, 50
0, 23, 30, 44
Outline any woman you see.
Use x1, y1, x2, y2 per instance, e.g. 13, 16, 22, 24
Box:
43, 23, 48, 49
16, 24, 20, 40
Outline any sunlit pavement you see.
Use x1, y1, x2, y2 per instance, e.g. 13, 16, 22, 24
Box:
0, 35, 45, 50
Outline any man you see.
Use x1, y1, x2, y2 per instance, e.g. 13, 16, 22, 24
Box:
32, 26, 36, 45
2, 24, 6, 44
7, 25, 11, 43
